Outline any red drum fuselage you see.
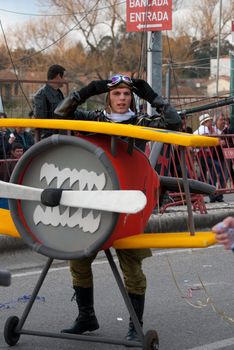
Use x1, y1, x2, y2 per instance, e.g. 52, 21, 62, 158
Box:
79, 134, 160, 249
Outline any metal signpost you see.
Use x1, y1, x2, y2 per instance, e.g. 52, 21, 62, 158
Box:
126, 0, 172, 168
231, 21, 234, 130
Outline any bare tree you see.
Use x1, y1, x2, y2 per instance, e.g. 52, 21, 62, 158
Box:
3, 0, 233, 87
36, 0, 126, 78
173, 0, 234, 53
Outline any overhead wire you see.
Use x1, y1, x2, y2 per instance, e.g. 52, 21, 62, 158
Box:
0, 1, 125, 17
1, 1, 213, 114
0, 0, 104, 114
0, 1, 125, 65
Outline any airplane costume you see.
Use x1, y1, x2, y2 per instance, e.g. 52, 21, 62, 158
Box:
54, 75, 182, 340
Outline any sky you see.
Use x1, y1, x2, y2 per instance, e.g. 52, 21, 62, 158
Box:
0, 0, 44, 30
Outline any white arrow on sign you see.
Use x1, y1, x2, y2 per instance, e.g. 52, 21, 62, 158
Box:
137, 23, 162, 30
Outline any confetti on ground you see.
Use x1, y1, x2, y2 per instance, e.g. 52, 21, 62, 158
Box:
0, 294, 45, 310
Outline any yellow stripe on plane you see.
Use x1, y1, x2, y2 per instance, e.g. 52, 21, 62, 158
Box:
0, 208, 217, 249
0, 209, 20, 238
0, 119, 219, 147
112, 232, 217, 249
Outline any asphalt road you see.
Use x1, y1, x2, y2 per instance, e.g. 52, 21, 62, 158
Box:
1, 246, 234, 349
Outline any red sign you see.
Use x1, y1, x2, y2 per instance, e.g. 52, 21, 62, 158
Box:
223, 148, 234, 160
126, 0, 172, 32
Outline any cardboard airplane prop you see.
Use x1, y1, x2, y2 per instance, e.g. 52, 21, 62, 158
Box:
0, 118, 219, 349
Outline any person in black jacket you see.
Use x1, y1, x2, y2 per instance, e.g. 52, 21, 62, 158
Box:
7, 127, 34, 153
54, 75, 181, 341
33, 64, 66, 138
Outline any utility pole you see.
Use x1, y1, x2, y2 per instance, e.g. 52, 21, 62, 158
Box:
147, 31, 162, 110
151, 32, 162, 95
165, 61, 171, 102
126, 0, 171, 167
147, 32, 152, 115
148, 31, 163, 167
230, 51, 234, 131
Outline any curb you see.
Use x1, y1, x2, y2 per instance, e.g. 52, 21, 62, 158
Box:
0, 236, 27, 252
147, 209, 234, 233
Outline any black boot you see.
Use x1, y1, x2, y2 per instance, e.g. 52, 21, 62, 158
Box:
126, 293, 145, 341
61, 286, 99, 334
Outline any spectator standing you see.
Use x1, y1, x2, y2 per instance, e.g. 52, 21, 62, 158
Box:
193, 113, 214, 182
0, 112, 15, 158
221, 113, 234, 184
0, 113, 15, 184
6, 142, 24, 181
193, 113, 214, 136
7, 127, 34, 152
213, 112, 225, 135
0, 143, 24, 208
210, 112, 226, 202
0, 129, 15, 159
33, 64, 66, 138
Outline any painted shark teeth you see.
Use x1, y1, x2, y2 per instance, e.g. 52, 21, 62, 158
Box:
40, 163, 106, 190
32, 162, 107, 234
33, 206, 101, 233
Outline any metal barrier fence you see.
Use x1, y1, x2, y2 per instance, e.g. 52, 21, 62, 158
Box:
156, 134, 234, 214
0, 88, 232, 214
0, 134, 234, 214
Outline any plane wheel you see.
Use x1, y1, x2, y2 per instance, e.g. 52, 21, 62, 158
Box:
4, 316, 20, 346
143, 330, 159, 350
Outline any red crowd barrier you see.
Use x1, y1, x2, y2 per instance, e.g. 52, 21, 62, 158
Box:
1, 134, 234, 215
154, 134, 234, 213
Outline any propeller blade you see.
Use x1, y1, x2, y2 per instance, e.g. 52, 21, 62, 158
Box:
60, 190, 146, 214
0, 181, 146, 214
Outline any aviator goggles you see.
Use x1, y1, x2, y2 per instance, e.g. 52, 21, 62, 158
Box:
107, 74, 133, 88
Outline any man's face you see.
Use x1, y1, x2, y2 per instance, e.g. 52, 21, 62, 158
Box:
109, 88, 132, 114
12, 148, 23, 159
51, 73, 66, 89
217, 115, 225, 130
15, 127, 24, 134
206, 119, 213, 128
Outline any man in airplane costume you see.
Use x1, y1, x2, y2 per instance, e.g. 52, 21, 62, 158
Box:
54, 75, 181, 341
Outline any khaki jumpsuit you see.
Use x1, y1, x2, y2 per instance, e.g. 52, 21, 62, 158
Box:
70, 248, 152, 295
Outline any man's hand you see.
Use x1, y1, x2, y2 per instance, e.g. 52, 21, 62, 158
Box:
79, 80, 109, 101
54, 92, 80, 118
54, 80, 109, 118
132, 78, 158, 104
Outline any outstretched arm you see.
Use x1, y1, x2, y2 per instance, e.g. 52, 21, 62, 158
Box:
132, 78, 182, 130
54, 80, 109, 118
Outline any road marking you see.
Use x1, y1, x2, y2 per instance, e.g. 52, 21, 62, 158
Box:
12, 265, 69, 278
11, 245, 221, 278
12, 257, 114, 278
10, 245, 234, 350
187, 337, 234, 350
